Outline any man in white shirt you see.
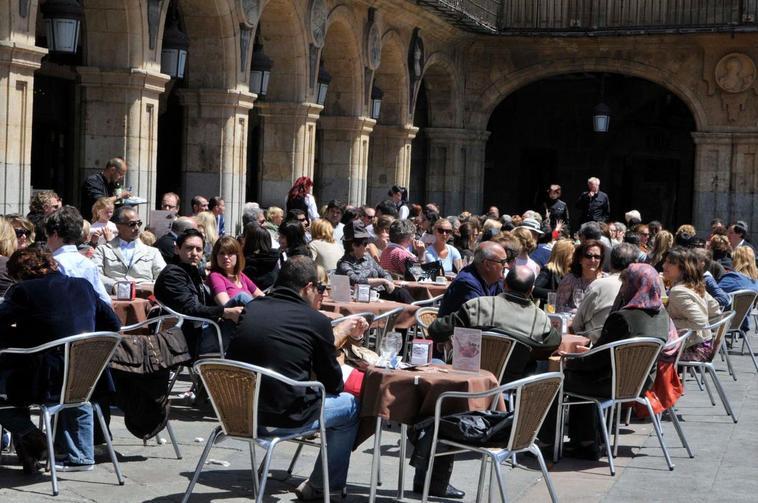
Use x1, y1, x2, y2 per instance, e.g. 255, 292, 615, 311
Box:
93, 207, 166, 293
325, 200, 345, 241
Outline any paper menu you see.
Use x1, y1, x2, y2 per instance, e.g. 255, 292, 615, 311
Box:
452, 327, 482, 373
330, 274, 352, 303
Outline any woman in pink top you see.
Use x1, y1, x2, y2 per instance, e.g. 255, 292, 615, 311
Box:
208, 236, 265, 306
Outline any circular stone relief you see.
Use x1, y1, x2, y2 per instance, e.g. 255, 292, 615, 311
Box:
237, 0, 260, 28
310, 0, 328, 48
366, 22, 382, 71
715, 52, 756, 94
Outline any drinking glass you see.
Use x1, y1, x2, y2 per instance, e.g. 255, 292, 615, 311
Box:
380, 331, 403, 368
546, 292, 557, 314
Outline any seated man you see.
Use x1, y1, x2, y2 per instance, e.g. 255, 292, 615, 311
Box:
437, 241, 507, 316
93, 207, 166, 293
154, 216, 197, 263
226, 256, 359, 500
154, 229, 242, 356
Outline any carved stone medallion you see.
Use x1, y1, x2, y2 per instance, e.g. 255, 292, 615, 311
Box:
715, 52, 756, 94
237, 0, 260, 28
366, 21, 381, 71
309, 0, 328, 48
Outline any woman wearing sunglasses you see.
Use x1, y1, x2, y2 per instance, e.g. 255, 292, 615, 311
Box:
556, 239, 607, 313
5, 214, 34, 249
424, 219, 462, 275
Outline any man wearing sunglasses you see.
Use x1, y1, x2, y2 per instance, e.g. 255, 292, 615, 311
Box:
227, 256, 360, 500
437, 241, 507, 316
93, 207, 166, 293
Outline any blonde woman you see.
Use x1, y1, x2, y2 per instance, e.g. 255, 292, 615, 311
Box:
6, 214, 35, 249
646, 229, 674, 272
424, 218, 462, 274
308, 218, 343, 271
0, 217, 18, 296
512, 226, 540, 276
719, 246, 758, 292
533, 239, 574, 301
195, 211, 219, 247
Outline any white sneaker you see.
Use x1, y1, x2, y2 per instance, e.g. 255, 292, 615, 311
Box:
54, 462, 94, 472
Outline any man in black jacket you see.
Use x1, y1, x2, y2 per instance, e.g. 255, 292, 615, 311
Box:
154, 229, 241, 356
575, 176, 610, 225
80, 157, 131, 217
226, 256, 359, 501
542, 184, 570, 231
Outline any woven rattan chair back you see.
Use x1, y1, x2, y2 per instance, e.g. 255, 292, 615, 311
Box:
612, 341, 663, 400
728, 290, 757, 332
415, 307, 439, 338
64, 335, 122, 405
197, 362, 257, 438
704, 311, 737, 363
509, 375, 562, 451
480, 332, 518, 383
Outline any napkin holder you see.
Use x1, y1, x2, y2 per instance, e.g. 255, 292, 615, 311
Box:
115, 281, 136, 301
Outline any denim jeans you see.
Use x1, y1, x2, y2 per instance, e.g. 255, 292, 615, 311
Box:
259, 392, 359, 491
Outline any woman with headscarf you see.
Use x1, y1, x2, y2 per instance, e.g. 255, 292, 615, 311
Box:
562, 263, 676, 459
286, 176, 319, 222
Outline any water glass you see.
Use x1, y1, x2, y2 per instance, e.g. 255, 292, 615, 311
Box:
380, 331, 403, 368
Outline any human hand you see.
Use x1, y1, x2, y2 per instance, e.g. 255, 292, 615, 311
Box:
384, 279, 395, 293
554, 219, 564, 234
119, 191, 132, 200
223, 306, 244, 323
103, 227, 114, 242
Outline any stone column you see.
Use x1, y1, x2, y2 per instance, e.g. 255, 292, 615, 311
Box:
424, 128, 490, 215
317, 116, 375, 206
78, 67, 169, 218
178, 89, 255, 235
367, 125, 418, 205
0, 42, 46, 214
692, 132, 758, 242
255, 101, 322, 208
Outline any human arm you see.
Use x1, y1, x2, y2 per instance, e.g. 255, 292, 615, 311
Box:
305, 194, 320, 221
332, 316, 369, 348
241, 273, 265, 298
705, 273, 731, 309
667, 287, 711, 331
449, 245, 463, 273
155, 267, 225, 320
150, 249, 167, 281
91, 246, 118, 293
208, 273, 231, 306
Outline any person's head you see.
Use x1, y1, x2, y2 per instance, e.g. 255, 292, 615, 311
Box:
161, 192, 180, 212
311, 218, 335, 243
547, 184, 561, 201
608, 221, 624, 242
649, 230, 674, 264
343, 221, 371, 258
375, 199, 399, 219
7, 246, 58, 281
29, 190, 62, 216
266, 206, 284, 226
710, 218, 725, 236
170, 216, 198, 235
191, 195, 209, 215
175, 229, 205, 267
674, 230, 695, 248
610, 243, 639, 273
546, 239, 575, 278
91, 197, 115, 223
388, 219, 416, 245
242, 222, 273, 256
241, 202, 262, 226
44, 205, 84, 249
504, 265, 535, 296
274, 255, 323, 308
578, 221, 602, 242
325, 200, 344, 227
570, 239, 605, 278
208, 196, 225, 216
487, 206, 500, 219
288, 176, 314, 200
103, 157, 127, 184
211, 235, 245, 278
727, 221, 749, 248
358, 205, 376, 227
140, 229, 157, 246
663, 247, 704, 295
587, 176, 600, 192
194, 211, 218, 246
0, 218, 18, 257
733, 246, 758, 280
112, 207, 142, 243
6, 215, 34, 249
374, 215, 395, 245
634, 224, 650, 246
624, 210, 641, 226
617, 263, 664, 310
455, 221, 480, 251
340, 207, 358, 226
512, 227, 536, 255
709, 234, 732, 260
648, 220, 662, 238
432, 218, 453, 245
286, 209, 309, 230
482, 218, 503, 236
473, 241, 507, 285
278, 221, 306, 251
492, 231, 522, 268
388, 185, 407, 204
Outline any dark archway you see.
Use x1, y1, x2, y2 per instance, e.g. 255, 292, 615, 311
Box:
484, 73, 696, 229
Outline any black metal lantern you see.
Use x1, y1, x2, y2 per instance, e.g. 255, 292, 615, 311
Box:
161, 6, 189, 79
316, 61, 331, 106
370, 85, 383, 120
250, 41, 273, 97
592, 74, 610, 133
41, 0, 83, 54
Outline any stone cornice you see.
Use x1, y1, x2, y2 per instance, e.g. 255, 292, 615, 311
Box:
77, 67, 170, 95
176, 88, 256, 111
318, 115, 376, 134
692, 131, 758, 144
255, 101, 324, 120
0, 41, 47, 73
423, 127, 490, 143
372, 124, 419, 140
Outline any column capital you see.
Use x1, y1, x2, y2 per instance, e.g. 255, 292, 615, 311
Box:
255, 101, 323, 120
0, 41, 47, 75
176, 88, 256, 111
318, 115, 376, 135
423, 127, 490, 143
373, 124, 419, 141
692, 131, 758, 145
76, 67, 170, 95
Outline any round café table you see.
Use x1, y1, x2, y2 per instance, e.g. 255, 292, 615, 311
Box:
319, 297, 419, 329
359, 364, 504, 501
111, 297, 152, 326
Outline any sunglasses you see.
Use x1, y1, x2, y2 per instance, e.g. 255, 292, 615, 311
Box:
584, 253, 603, 260
15, 228, 31, 238
437, 228, 453, 234
315, 282, 327, 294
485, 258, 508, 267
120, 220, 143, 228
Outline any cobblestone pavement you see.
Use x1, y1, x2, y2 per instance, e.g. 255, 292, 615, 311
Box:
2, 334, 758, 502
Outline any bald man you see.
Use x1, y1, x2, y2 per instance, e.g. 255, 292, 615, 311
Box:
437, 241, 507, 316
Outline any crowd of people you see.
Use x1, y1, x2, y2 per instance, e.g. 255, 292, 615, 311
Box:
1, 169, 757, 500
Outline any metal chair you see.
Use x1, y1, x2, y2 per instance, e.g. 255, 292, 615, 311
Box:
182, 359, 330, 503
725, 290, 758, 373
480, 331, 527, 384
0, 332, 124, 496
410, 293, 445, 307
553, 337, 671, 475
421, 373, 563, 503
678, 311, 738, 423
155, 302, 225, 358
659, 330, 696, 459
367, 307, 404, 352
120, 314, 185, 459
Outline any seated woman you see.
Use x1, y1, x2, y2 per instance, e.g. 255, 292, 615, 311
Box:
242, 223, 281, 291
453, 220, 479, 264
424, 219, 462, 275
533, 239, 574, 302
0, 247, 121, 473
555, 240, 606, 313
336, 221, 414, 304
308, 219, 344, 271
665, 247, 721, 362
366, 215, 394, 263
563, 263, 673, 459
512, 225, 541, 276
208, 235, 264, 307
278, 221, 311, 260
718, 246, 758, 331
379, 219, 425, 277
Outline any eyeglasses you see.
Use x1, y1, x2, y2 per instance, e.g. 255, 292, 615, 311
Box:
584, 253, 603, 260
485, 258, 508, 267
15, 228, 31, 238
437, 228, 453, 235
120, 220, 143, 228
315, 282, 326, 294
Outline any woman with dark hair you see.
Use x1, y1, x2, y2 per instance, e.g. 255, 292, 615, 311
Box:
388, 185, 409, 219
242, 223, 281, 291
453, 221, 480, 263
208, 235, 264, 306
710, 234, 733, 271
556, 239, 606, 312
0, 247, 120, 473
285, 176, 319, 222
278, 221, 310, 260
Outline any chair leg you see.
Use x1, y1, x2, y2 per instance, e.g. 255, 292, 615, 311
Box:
741, 331, 758, 372
165, 421, 182, 460
613, 403, 622, 458
475, 455, 488, 503
319, 424, 330, 503
41, 407, 59, 496
721, 344, 737, 381
643, 398, 674, 471
369, 417, 383, 503
595, 404, 615, 476
420, 426, 437, 503
398, 423, 407, 500
706, 366, 738, 423
255, 443, 278, 503
286, 443, 304, 476
667, 407, 694, 458
624, 406, 632, 426
490, 451, 508, 503
553, 399, 565, 463
93, 403, 124, 485
688, 367, 704, 391
699, 367, 717, 406
530, 444, 558, 503
249, 443, 259, 497
181, 426, 222, 503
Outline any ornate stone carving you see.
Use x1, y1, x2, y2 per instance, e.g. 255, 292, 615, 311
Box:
715, 52, 756, 94
309, 0, 328, 49
408, 28, 424, 82
366, 20, 381, 71
237, 0, 260, 28
239, 25, 252, 71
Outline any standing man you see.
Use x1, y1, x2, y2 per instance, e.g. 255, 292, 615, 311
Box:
543, 184, 569, 231
208, 196, 225, 236
191, 195, 209, 216
575, 177, 610, 225
81, 157, 131, 217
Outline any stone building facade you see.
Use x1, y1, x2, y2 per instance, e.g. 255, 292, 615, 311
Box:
2, 0, 758, 237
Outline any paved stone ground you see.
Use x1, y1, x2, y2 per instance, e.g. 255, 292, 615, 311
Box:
2, 335, 758, 502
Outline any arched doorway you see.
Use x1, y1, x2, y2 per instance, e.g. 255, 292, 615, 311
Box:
484, 73, 696, 229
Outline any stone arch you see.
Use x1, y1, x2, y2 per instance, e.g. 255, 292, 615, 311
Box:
321, 6, 363, 116
374, 28, 410, 126
474, 58, 708, 132
81, 0, 147, 70
257, 0, 309, 102
416, 51, 460, 128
